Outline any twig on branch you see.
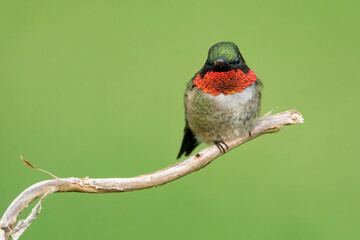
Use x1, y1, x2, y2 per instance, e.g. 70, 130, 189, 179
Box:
0, 110, 303, 240
21, 156, 59, 179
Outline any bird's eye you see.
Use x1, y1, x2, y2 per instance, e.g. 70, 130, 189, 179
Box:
235, 57, 240, 64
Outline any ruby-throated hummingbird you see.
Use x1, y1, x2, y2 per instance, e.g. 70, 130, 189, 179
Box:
177, 42, 263, 158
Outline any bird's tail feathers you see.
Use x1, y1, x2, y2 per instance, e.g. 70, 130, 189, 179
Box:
177, 126, 199, 159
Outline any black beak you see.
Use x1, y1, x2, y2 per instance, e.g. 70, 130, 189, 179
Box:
214, 58, 225, 66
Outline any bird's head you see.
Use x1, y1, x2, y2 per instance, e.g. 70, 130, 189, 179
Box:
194, 42, 257, 96
204, 42, 247, 72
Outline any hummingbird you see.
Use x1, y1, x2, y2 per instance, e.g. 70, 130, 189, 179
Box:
177, 42, 263, 159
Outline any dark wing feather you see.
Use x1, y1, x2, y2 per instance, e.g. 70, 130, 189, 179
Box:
177, 74, 200, 159
177, 122, 200, 159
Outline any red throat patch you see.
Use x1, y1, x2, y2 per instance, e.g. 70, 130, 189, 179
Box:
193, 69, 257, 96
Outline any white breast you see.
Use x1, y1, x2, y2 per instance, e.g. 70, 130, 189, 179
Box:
206, 84, 256, 108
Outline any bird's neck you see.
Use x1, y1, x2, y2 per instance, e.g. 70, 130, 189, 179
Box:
194, 69, 257, 96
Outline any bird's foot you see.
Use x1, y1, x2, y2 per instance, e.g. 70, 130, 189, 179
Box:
214, 141, 228, 154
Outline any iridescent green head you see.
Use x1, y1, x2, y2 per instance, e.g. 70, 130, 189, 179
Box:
206, 42, 243, 66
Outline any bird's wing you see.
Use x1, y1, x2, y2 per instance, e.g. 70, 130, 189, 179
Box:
177, 77, 200, 159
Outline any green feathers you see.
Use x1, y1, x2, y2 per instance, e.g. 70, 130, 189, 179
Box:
207, 42, 241, 64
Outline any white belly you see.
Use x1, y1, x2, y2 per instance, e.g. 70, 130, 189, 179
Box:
205, 84, 256, 107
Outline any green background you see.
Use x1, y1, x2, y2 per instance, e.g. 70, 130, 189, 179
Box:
1, 0, 359, 239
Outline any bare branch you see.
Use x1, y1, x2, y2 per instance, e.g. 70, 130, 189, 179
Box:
0, 110, 303, 240
11, 191, 50, 240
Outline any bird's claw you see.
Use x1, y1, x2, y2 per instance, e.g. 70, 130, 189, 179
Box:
214, 141, 228, 154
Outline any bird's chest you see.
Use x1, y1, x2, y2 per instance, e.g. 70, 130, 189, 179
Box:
204, 84, 256, 109
188, 84, 257, 124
